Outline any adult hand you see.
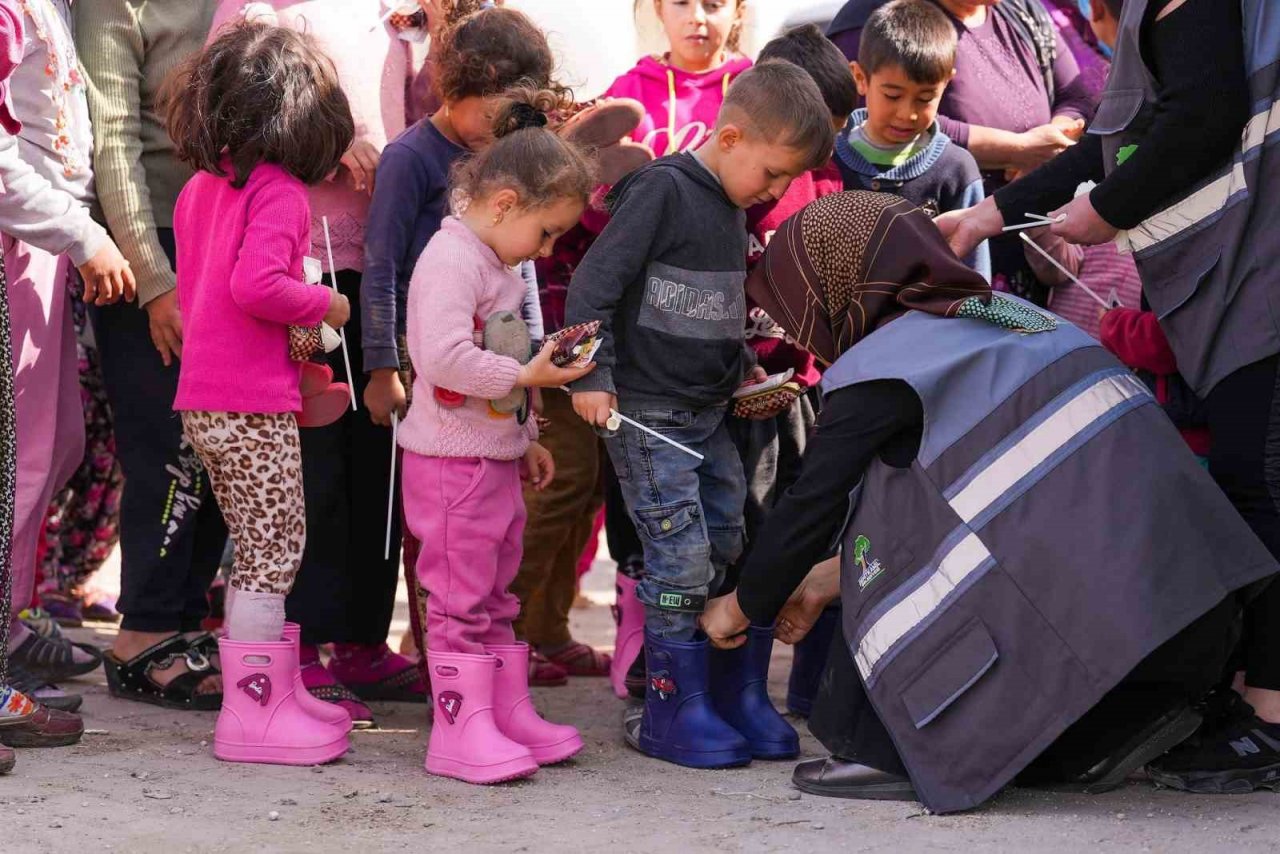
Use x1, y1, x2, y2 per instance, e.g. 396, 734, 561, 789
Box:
324, 290, 351, 328
517, 340, 596, 388
572, 390, 616, 428
1009, 122, 1079, 174
700, 592, 750, 650
774, 557, 841, 645
340, 139, 382, 196
77, 239, 136, 306
144, 290, 183, 367
364, 367, 407, 426
934, 195, 1005, 260
1048, 192, 1120, 246
522, 441, 555, 490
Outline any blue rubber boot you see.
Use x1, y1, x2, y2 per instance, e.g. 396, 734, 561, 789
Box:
786, 606, 841, 717
710, 626, 800, 759
639, 631, 752, 769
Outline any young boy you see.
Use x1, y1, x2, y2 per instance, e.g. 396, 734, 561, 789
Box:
566, 62, 834, 769
837, 0, 991, 279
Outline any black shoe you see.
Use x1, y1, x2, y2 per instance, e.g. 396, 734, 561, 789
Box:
792, 756, 916, 801
1147, 694, 1280, 794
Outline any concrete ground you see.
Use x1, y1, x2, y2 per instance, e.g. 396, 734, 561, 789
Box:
5, 556, 1280, 854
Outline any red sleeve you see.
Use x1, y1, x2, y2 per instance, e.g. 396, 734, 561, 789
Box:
1099, 308, 1178, 375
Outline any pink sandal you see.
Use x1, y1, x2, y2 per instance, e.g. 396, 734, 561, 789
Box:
544, 641, 612, 678
328, 643, 428, 703
299, 645, 374, 729
528, 649, 568, 687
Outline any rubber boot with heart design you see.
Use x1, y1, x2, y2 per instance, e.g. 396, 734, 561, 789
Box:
425, 650, 538, 784
214, 637, 350, 765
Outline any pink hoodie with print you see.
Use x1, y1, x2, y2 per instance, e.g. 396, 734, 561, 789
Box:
604, 54, 753, 157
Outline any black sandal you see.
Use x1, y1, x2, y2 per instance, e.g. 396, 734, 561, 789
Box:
103, 635, 222, 711
9, 631, 102, 685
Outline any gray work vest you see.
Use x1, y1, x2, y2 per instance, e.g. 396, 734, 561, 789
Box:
1088, 0, 1280, 396
824, 306, 1278, 814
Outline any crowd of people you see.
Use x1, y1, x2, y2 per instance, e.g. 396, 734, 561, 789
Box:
1, 0, 1278, 816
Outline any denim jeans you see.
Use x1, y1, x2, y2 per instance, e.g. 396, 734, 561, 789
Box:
605, 406, 746, 640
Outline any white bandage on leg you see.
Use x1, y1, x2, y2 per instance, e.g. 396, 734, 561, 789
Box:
225, 589, 286, 642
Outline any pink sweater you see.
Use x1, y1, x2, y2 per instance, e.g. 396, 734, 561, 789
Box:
173, 163, 331, 413
399, 218, 536, 461
208, 0, 414, 272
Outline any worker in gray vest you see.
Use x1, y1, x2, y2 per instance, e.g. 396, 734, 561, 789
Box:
939, 0, 1280, 794
702, 192, 1278, 813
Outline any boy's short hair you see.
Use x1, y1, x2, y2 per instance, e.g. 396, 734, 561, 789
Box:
859, 0, 957, 85
719, 61, 835, 171
757, 24, 858, 120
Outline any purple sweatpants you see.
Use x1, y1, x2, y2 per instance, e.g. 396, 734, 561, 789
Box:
401, 453, 525, 654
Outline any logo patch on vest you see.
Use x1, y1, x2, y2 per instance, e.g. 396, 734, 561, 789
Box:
854, 535, 885, 591
438, 691, 463, 725
237, 673, 271, 706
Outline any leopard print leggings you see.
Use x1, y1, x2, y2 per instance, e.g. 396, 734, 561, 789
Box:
181, 411, 305, 595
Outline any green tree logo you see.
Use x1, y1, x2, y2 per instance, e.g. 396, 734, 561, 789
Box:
853, 535, 871, 571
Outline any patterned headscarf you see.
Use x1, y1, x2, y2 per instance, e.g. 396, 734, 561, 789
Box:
746, 192, 1052, 367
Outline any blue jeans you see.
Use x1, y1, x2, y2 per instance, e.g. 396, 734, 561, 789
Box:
605, 406, 746, 640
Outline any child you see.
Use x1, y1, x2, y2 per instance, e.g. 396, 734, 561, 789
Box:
566, 61, 835, 769
166, 21, 356, 765
562, 0, 753, 699
363, 4, 561, 687
399, 92, 596, 785
209, 0, 427, 729
836, 0, 991, 279
737, 24, 854, 721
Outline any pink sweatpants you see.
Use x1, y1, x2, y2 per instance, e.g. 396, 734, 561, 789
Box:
401, 453, 526, 654
5, 236, 84, 639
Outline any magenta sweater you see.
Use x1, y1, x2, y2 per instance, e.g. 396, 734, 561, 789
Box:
399, 217, 537, 461
173, 163, 331, 413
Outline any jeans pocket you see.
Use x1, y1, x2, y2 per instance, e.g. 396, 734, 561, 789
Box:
626, 409, 696, 432
634, 500, 701, 542
443, 458, 489, 511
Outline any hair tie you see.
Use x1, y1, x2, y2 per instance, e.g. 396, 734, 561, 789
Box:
510, 102, 548, 131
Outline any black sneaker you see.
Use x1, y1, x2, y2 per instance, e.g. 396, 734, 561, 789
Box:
1147, 693, 1280, 794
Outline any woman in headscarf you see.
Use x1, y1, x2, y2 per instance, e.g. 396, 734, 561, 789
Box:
700, 191, 1278, 813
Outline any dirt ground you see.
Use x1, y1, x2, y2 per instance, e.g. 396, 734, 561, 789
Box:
6, 559, 1280, 854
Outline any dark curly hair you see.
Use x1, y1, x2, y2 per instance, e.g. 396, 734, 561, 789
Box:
164, 21, 354, 189
434, 7, 568, 104
451, 88, 595, 209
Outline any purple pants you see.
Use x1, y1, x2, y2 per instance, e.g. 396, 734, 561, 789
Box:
401, 453, 525, 654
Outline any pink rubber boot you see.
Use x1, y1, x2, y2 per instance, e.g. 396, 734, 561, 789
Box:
611, 571, 645, 699
425, 650, 538, 784
214, 637, 350, 766
282, 623, 353, 733
488, 643, 583, 765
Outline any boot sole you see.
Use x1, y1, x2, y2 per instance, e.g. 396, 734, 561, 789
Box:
638, 735, 751, 769
214, 735, 349, 766
0, 728, 84, 748
426, 754, 539, 784
528, 733, 584, 766
1148, 761, 1280, 794
1035, 706, 1203, 795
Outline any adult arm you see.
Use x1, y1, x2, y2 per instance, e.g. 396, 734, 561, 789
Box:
76, 0, 174, 306
735, 380, 923, 625
1048, 27, 1095, 124
361, 143, 433, 372
229, 182, 331, 326
563, 172, 672, 396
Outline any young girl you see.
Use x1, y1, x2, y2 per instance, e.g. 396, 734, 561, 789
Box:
209, 0, 428, 730
400, 92, 596, 785
166, 21, 356, 765
362, 4, 560, 686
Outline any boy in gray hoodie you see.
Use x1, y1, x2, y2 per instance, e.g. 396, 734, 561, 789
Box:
566, 61, 834, 769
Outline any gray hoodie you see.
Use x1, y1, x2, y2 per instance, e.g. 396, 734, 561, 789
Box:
565, 153, 750, 411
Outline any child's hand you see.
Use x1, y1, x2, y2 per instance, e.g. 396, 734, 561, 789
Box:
522, 441, 555, 491
516, 340, 596, 388
340, 139, 382, 196
77, 239, 136, 306
365, 368, 407, 426
324, 290, 351, 328
144, 290, 184, 367
573, 391, 616, 428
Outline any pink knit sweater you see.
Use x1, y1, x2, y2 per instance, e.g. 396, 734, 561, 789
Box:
173, 163, 331, 413
399, 217, 536, 461
208, 0, 414, 272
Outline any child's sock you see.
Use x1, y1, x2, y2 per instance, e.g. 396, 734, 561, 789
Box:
225, 590, 286, 642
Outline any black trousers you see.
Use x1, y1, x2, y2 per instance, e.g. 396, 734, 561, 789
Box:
90, 229, 227, 633
1204, 354, 1280, 690
286, 270, 402, 646
809, 596, 1238, 780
